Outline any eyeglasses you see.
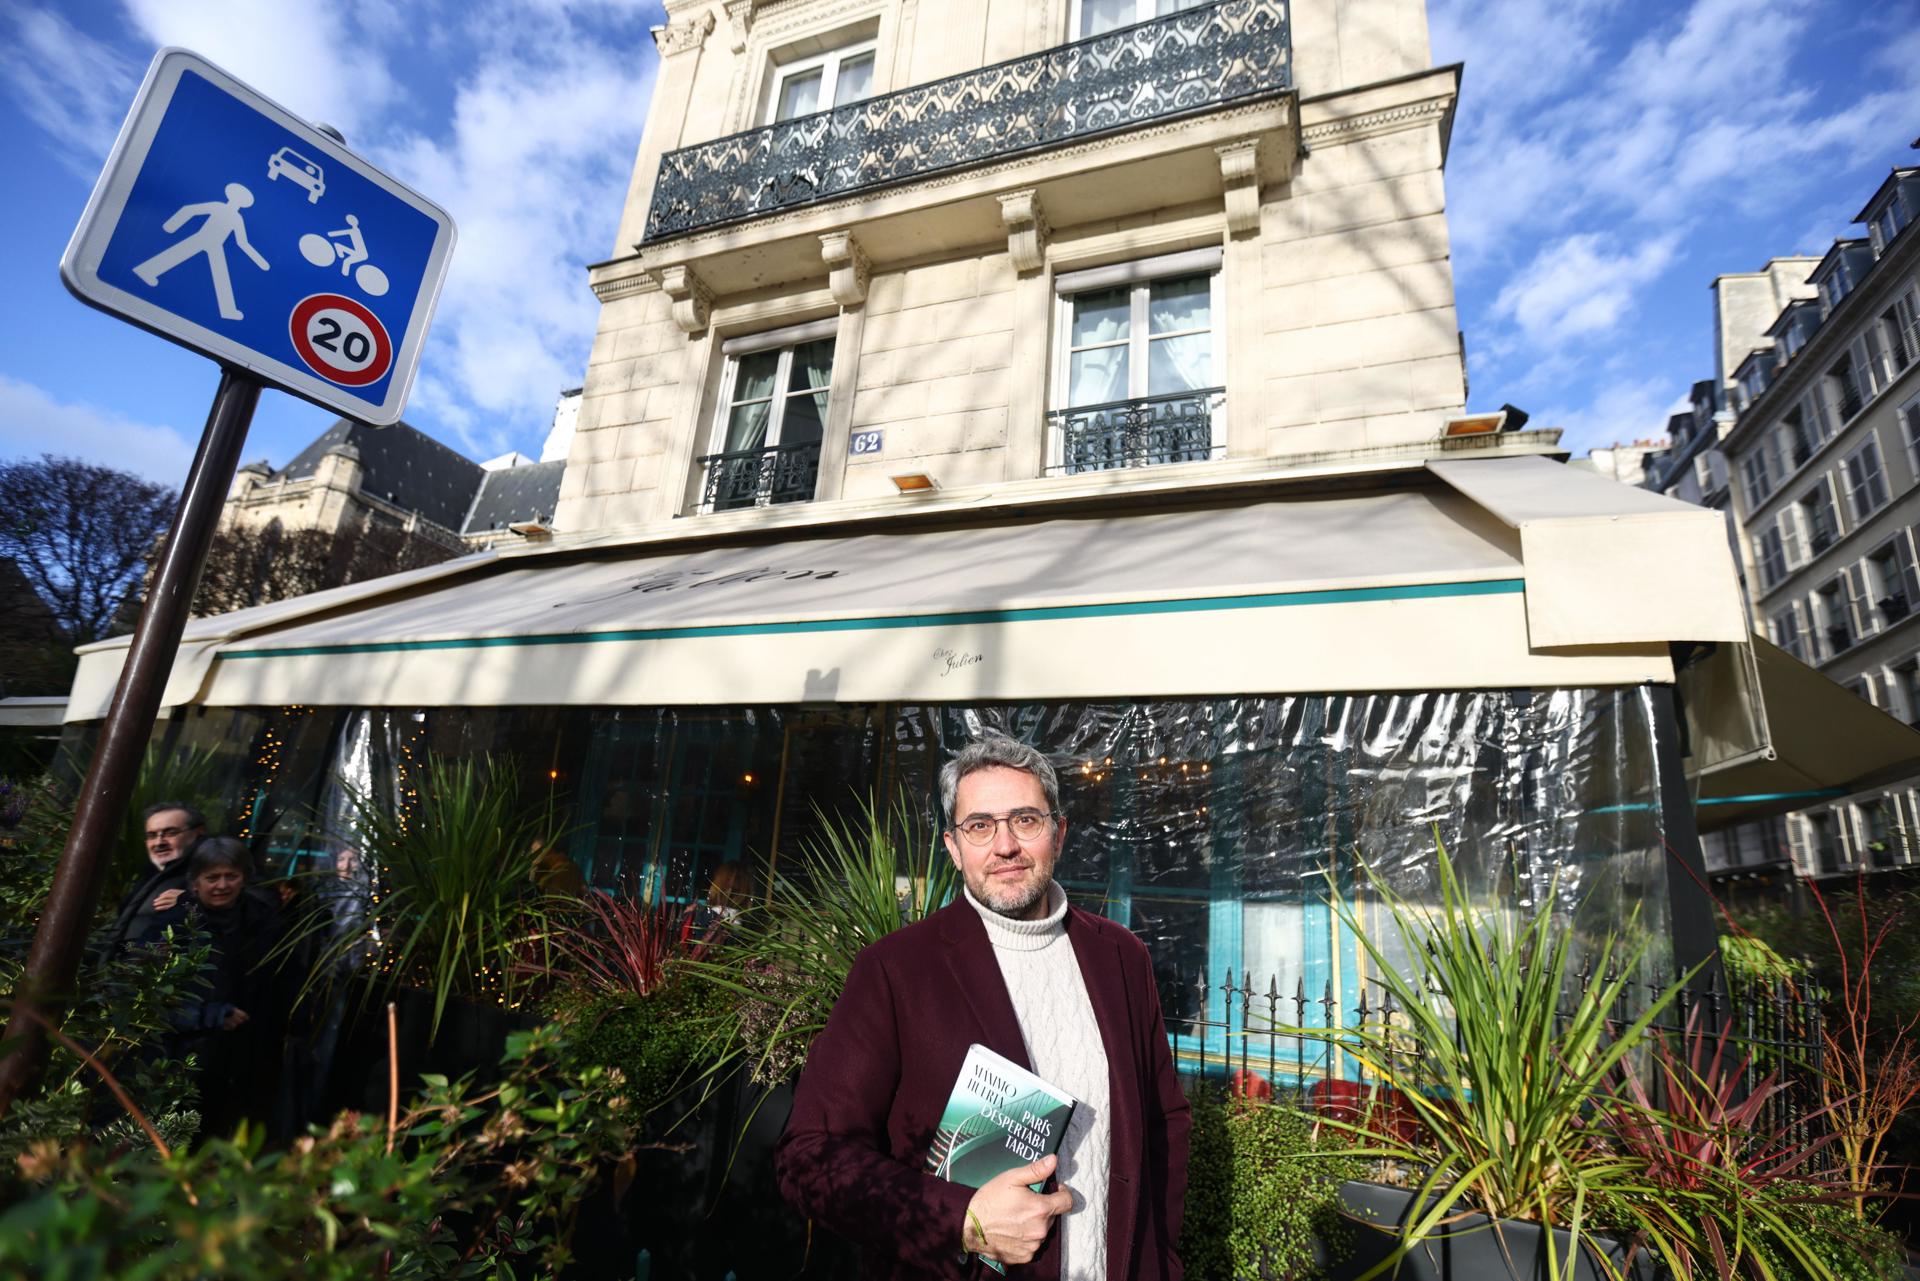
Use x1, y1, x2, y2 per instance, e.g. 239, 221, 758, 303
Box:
950, 809, 1061, 846
145, 826, 192, 843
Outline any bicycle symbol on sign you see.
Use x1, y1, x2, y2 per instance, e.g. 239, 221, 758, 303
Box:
298, 214, 390, 297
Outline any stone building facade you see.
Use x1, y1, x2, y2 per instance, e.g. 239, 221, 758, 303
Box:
556, 0, 1476, 533
1719, 165, 1920, 879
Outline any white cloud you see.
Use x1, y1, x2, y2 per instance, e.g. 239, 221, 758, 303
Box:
1493, 233, 1680, 345
374, 36, 655, 456
0, 373, 196, 481
120, 0, 399, 136
1538, 378, 1691, 459
0, 5, 143, 177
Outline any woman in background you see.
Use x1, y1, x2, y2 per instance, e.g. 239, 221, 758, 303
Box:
174, 838, 286, 1138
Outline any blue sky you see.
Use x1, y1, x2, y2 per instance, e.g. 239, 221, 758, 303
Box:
0, 0, 1915, 485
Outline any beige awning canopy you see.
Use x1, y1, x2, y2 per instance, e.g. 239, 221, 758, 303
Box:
66, 457, 1750, 720
1678, 635, 1920, 830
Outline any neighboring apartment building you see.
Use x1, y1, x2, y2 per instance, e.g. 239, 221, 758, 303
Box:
223, 390, 579, 549
1720, 164, 1920, 880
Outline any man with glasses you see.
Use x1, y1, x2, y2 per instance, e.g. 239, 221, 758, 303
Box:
107, 801, 206, 949
776, 734, 1189, 1279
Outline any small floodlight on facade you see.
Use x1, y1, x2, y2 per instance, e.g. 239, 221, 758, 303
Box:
890, 472, 937, 493
1442, 412, 1507, 438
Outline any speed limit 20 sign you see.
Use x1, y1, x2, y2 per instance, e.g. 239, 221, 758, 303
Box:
291, 293, 393, 386
61, 49, 454, 424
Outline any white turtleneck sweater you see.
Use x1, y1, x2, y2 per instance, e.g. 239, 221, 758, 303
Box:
965, 883, 1112, 1281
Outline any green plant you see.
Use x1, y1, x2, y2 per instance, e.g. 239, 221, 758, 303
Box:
1295, 840, 1697, 1281
691, 791, 957, 1087
0, 1023, 632, 1278
547, 965, 734, 1128
283, 754, 572, 1037
1181, 1088, 1365, 1281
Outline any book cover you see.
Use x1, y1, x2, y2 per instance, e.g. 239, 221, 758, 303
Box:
926, 1043, 1077, 1275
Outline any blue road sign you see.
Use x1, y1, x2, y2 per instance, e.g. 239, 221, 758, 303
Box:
62, 49, 455, 425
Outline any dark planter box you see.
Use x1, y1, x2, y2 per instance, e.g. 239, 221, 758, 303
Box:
1327, 1181, 1657, 1281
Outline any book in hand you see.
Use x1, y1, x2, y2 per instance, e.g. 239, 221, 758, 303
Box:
925, 1043, 1077, 1275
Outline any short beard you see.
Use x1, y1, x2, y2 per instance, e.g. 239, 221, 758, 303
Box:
979, 877, 1050, 920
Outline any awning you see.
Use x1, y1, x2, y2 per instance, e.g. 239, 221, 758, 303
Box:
1678, 635, 1920, 830
67, 459, 1743, 719
0, 697, 67, 729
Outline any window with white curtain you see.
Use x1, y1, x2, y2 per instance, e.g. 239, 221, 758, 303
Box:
1051, 249, 1225, 473
1073, 0, 1212, 38
766, 39, 877, 122
703, 321, 836, 511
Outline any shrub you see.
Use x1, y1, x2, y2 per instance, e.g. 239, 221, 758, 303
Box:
1181, 1089, 1364, 1281
547, 965, 733, 1129
0, 1023, 631, 1278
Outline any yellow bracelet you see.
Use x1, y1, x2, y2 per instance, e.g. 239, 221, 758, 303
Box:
966, 1208, 988, 1248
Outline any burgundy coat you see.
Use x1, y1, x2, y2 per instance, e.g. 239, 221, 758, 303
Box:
774, 896, 1191, 1280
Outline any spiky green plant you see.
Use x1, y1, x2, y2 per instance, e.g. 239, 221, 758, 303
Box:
283, 754, 573, 1036
1299, 839, 1697, 1280
688, 791, 956, 1088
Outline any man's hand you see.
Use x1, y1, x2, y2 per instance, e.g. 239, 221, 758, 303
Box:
961, 1154, 1073, 1266
152, 888, 184, 911
222, 1007, 250, 1031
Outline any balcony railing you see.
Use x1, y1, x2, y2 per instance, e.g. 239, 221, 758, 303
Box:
1881, 593, 1912, 624
643, 0, 1292, 242
1049, 387, 1224, 475
699, 440, 821, 512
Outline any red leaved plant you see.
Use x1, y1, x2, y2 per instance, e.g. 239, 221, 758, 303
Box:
548, 892, 707, 998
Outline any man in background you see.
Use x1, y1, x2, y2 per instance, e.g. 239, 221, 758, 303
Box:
107, 801, 204, 949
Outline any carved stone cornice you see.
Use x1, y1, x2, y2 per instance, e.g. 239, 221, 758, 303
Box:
1301, 95, 1451, 147
723, 0, 755, 52
591, 260, 663, 303
1215, 140, 1261, 236
653, 9, 717, 56
656, 264, 713, 332
997, 189, 1050, 273
819, 230, 871, 307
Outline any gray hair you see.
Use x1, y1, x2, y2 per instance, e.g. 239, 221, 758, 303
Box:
143, 800, 206, 830
938, 733, 1061, 825
184, 836, 252, 883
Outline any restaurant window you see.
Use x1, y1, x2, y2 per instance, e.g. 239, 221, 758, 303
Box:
1073, 0, 1210, 37
1051, 248, 1224, 474
766, 38, 876, 122
1857, 798, 1898, 868
1803, 810, 1844, 875
700, 319, 836, 512
1842, 438, 1890, 522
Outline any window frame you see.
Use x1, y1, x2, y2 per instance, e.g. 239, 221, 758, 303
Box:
763, 36, 879, 124
1841, 437, 1890, 523
1070, 0, 1210, 38
701, 318, 839, 512
1049, 248, 1226, 472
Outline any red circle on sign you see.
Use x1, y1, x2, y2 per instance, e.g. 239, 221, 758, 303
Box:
289, 293, 393, 387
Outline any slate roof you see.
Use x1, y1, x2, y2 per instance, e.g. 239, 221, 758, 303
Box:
276, 419, 485, 532
461, 459, 566, 535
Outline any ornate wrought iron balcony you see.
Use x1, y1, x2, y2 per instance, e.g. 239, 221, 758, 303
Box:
699, 440, 822, 512
644, 0, 1291, 243
1048, 387, 1224, 475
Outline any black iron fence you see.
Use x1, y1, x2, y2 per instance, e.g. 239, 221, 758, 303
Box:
1163, 963, 1829, 1161
1049, 387, 1224, 474
643, 0, 1292, 241
699, 440, 822, 511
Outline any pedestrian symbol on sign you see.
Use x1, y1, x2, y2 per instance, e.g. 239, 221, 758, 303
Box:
131, 181, 270, 320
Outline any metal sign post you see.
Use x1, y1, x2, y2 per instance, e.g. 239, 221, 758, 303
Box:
0, 47, 453, 1115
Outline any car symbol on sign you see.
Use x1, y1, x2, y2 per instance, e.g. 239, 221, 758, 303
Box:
266, 147, 325, 203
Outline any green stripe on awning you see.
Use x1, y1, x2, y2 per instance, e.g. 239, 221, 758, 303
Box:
221, 578, 1527, 661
